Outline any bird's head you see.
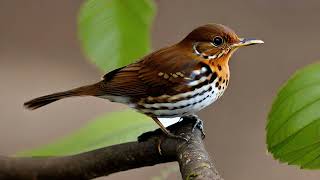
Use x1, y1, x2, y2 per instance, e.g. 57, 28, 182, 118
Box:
181, 24, 264, 61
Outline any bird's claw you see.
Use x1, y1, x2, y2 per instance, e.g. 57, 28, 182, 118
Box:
191, 118, 206, 139
183, 114, 206, 139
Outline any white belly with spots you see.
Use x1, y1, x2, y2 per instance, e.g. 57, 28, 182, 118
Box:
140, 79, 227, 118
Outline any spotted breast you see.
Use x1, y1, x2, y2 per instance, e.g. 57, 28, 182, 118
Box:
135, 62, 229, 118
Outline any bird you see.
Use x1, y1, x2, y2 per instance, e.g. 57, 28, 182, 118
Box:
24, 24, 263, 140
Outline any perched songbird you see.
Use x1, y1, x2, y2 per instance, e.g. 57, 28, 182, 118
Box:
24, 24, 263, 139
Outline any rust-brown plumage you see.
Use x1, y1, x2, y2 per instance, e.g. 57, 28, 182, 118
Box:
24, 24, 263, 139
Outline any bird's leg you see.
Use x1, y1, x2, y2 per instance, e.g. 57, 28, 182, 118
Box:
152, 117, 189, 141
182, 114, 206, 139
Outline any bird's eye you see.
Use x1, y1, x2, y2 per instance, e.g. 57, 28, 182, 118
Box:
212, 36, 224, 47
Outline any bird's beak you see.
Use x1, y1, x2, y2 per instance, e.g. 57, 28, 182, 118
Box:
232, 38, 264, 48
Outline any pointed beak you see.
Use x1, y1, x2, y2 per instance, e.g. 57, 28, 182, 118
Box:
232, 38, 264, 48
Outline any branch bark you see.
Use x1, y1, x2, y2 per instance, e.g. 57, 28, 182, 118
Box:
0, 116, 223, 180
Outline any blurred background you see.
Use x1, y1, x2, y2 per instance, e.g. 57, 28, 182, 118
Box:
1, 0, 320, 179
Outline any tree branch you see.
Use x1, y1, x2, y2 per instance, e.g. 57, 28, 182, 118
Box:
0, 116, 223, 180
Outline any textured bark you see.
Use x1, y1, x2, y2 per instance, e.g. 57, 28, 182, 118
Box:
0, 116, 223, 180
175, 122, 223, 180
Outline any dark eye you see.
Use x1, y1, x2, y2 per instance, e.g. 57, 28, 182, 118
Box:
212, 36, 224, 46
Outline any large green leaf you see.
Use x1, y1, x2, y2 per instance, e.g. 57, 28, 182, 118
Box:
267, 63, 320, 169
78, 0, 155, 71
20, 110, 156, 156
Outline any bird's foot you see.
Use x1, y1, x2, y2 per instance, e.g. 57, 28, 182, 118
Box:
183, 114, 206, 139
138, 115, 205, 142
192, 118, 205, 139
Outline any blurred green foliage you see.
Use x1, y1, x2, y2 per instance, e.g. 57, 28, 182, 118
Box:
78, 0, 155, 72
20, 110, 156, 156
22, 0, 156, 156
267, 63, 320, 169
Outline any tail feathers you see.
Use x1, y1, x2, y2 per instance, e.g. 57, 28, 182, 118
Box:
24, 91, 75, 110
24, 82, 103, 110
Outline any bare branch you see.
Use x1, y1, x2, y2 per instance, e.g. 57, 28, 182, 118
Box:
0, 116, 223, 180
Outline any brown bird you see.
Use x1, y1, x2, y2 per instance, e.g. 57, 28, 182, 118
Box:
24, 24, 263, 139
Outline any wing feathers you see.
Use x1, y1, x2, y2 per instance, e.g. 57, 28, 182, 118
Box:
100, 46, 204, 99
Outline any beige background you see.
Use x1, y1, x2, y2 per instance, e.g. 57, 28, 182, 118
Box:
1, 0, 320, 179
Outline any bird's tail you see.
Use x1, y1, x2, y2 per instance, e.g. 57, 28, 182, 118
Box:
24, 82, 103, 110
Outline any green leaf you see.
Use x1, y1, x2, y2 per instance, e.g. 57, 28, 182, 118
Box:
267, 63, 320, 169
19, 110, 156, 156
78, 0, 155, 71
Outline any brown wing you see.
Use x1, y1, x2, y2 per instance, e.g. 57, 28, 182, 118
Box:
100, 45, 206, 99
